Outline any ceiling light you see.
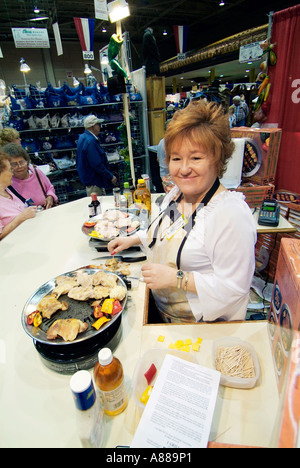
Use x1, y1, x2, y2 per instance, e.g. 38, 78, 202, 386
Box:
84, 64, 92, 74
33, 6, 40, 13
219, 1, 225, 5
28, 16, 49, 21
102, 26, 107, 32
107, 0, 130, 23
20, 58, 30, 72
73, 77, 80, 86
163, 29, 167, 36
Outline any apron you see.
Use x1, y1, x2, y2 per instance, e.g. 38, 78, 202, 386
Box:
146, 178, 220, 323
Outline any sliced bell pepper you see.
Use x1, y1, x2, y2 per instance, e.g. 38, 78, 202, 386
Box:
92, 316, 111, 330
33, 312, 42, 328
27, 311, 38, 325
93, 305, 104, 319
84, 221, 96, 228
140, 385, 153, 405
112, 300, 122, 316
144, 363, 157, 385
101, 298, 114, 315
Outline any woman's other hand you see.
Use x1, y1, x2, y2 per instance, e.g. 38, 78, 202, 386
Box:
141, 263, 177, 289
43, 195, 54, 210
107, 233, 141, 255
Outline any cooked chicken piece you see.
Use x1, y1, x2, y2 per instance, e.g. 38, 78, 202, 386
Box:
47, 319, 88, 342
103, 210, 128, 221
92, 271, 117, 288
76, 271, 93, 287
131, 220, 140, 230
118, 266, 131, 276
52, 277, 78, 298
68, 286, 94, 301
104, 258, 119, 270
93, 286, 111, 299
37, 294, 69, 319
109, 285, 127, 301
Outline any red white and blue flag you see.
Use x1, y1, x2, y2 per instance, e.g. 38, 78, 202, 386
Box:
173, 25, 188, 54
73, 17, 95, 52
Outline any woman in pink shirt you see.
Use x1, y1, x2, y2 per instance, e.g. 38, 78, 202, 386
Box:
0, 152, 37, 240
2, 143, 58, 209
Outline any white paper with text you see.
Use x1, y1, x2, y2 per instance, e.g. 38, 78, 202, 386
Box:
131, 355, 220, 448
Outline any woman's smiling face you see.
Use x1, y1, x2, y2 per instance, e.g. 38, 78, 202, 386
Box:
168, 136, 218, 203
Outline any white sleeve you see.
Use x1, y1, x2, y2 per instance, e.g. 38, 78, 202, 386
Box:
187, 197, 257, 322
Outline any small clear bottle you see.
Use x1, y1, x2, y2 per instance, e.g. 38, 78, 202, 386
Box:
123, 181, 133, 207
70, 370, 104, 448
94, 348, 128, 416
88, 193, 101, 218
113, 187, 121, 207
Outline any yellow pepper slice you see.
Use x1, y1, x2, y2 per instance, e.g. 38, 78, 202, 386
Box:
101, 298, 114, 315
33, 312, 42, 328
92, 316, 111, 330
140, 385, 153, 405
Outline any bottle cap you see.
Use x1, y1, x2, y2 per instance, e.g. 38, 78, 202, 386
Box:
138, 179, 145, 184
70, 370, 96, 411
98, 348, 113, 366
124, 182, 129, 188
91, 192, 98, 201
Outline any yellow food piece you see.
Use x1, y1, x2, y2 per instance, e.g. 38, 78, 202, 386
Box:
101, 298, 114, 314
157, 335, 165, 342
92, 316, 111, 330
196, 337, 203, 344
175, 340, 184, 348
180, 345, 190, 353
192, 343, 200, 352
185, 338, 192, 345
168, 343, 176, 349
140, 385, 153, 405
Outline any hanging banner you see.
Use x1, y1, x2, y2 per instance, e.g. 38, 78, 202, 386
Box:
73, 18, 95, 55
52, 22, 63, 56
94, 0, 108, 20
173, 25, 188, 60
12, 28, 50, 48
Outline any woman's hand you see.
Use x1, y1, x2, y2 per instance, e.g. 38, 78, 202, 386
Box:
43, 196, 54, 210
141, 263, 177, 290
107, 233, 141, 255
19, 206, 37, 221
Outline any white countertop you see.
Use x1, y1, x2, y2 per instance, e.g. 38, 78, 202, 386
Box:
0, 196, 282, 448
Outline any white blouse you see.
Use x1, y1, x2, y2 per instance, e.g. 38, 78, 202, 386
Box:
139, 187, 257, 322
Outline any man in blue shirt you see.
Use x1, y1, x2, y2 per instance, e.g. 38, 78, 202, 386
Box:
232, 95, 249, 127
76, 115, 117, 196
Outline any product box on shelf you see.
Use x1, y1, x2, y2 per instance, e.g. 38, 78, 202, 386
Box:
230, 182, 275, 208
230, 127, 282, 185
268, 238, 300, 393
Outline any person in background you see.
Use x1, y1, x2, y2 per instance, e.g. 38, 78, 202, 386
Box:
76, 115, 117, 197
0, 127, 22, 147
1, 143, 57, 209
251, 102, 270, 128
157, 119, 171, 181
108, 100, 256, 323
0, 152, 36, 240
232, 95, 249, 127
228, 105, 236, 128
143, 27, 160, 77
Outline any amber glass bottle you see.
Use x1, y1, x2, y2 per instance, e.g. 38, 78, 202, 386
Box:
93, 348, 128, 416
133, 178, 151, 214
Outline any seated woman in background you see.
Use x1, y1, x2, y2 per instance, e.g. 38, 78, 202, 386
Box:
0, 152, 37, 240
108, 100, 257, 323
2, 143, 58, 209
0, 127, 22, 147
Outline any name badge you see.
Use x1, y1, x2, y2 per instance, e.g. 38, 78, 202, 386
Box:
165, 216, 187, 240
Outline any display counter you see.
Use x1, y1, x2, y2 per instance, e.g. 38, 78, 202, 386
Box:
0, 195, 295, 448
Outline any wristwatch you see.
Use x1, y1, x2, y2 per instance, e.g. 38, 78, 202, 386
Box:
177, 270, 185, 289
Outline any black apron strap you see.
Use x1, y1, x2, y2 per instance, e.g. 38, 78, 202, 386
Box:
176, 178, 220, 269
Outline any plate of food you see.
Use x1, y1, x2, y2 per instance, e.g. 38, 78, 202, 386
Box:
82, 209, 140, 241
242, 138, 262, 177
22, 268, 127, 346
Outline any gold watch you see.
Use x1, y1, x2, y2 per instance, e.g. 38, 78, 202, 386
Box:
176, 270, 185, 289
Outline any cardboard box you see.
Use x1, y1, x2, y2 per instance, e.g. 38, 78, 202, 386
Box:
230, 127, 282, 185
268, 238, 300, 392
230, 182, 275, 208
146, 76, 166, 110
147, 109, 166, 145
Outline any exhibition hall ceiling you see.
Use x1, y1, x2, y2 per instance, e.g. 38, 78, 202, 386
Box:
0, 0, 298, 86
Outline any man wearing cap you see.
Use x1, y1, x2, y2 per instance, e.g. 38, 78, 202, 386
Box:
76, 115, 117, 196
232, 95, 249, 127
